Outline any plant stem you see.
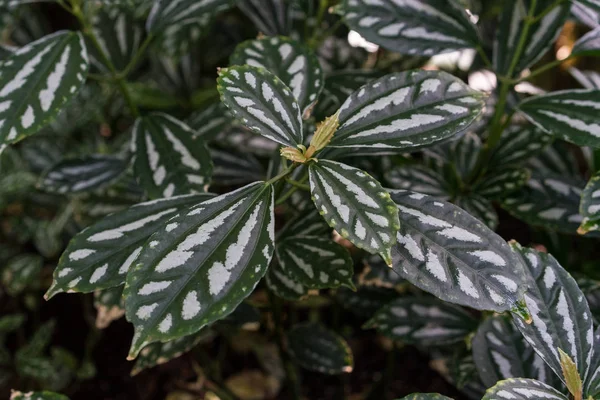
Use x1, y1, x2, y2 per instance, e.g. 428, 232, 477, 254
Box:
516, 54, 575, 83
309, 0, 329, 49
120, 33, 154, 78
476, 45, 493, 70
265, 164, 298, 186
285, 178, 310, 191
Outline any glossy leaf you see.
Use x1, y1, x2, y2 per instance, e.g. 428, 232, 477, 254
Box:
10, 391, 69, 400
218, 65, 303, 147
278, 207, 331, 239
230, 36, 323, 115
124, 182, 274, 358
265, 261, 308, 301
132, 113, 213, 199
389, 190, 526, 312
481, 378, 568, 400
45, 194, 213, 299
328, 70, 485, 153
385, 165, 450, 199
518, 89, 600, 148
578, 171, 600, 234
309, 160, 399, 265
511, 244, 594, 386
39, 155, 127, 194
473, 167, 530, 199
454, 195, 499, 231
365, 297, 477, 345
146, 0, 234, 33
287, 322, 353, 375
314, 70, 379, 121
488, 125, 553, 169
94, 286, 125, 329
335, 0, 479, 56
238, 0, 290, 36
276, 236, 354, 290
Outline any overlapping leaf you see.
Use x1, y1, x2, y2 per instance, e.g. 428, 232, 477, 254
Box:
573, 27, 600, 56
287, 322, 353, 375
494, 0, 570, 75
518, 89, 600, 147
10, 391, 68, 400
328, 70, 485, 153
358, 254, 404, 289
45, 194, 213, 298
210, 147, 265, 187
40, 155, 127, 194
230, 36, 323, 115
488, 125, 553, 169
473, 168, 530, 199
2, 254, 43, 296
385, 165, 450, 199
218, 65, 303, 147
0, 31, 88, 146
314, 70, 378, 121
237, 0, 290, 36
397, 395, 454, 400
578, 171, 600, 234
124, 182, 274, 358
187, 102, 231, 141
275, 236, 354, 290
389, 190, 526, 312
309, 160, 399, 265
277, 207, 330, 239
94, 286, 125, 329
526, 142, 580, 178
365, 297, 477, 346
132, 113, 213, 199
570, 68, 600, 89
454, 195, 499, 231
573, 1, 600, 28
265, 261, 308, 301
482, 378, 568, 400
511, 244, 594, 385
146, 0, 235, 33
585, 327, 600, 397
335, 0, 479, 56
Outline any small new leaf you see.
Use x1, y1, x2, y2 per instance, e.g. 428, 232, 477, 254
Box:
559, 348, 583, 400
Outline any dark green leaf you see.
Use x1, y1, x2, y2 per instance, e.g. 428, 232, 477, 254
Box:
385, 165, 450, 199
473, 167, 530, 199
526, 142, 579, 178
396, 395, 454, 400
238, 0, 290, 36
336, 286, 396, 318
2, 254, 43, 296
265, 261, 308, 301
187, 102, 231, 141
573, 27, 600, 56
584, 327, 600, 397
10, 391, 69, 400
314, 70, 379, 121
570, 68, 600, 89
578, 171, 600, 234
210, 147, 265, 187
94, 286, 125, 329
488, 125, 553, 169
0, 314, 25, 334
481, 378, 568, 400
146, 0, 234, 34
454, 195, 499, 231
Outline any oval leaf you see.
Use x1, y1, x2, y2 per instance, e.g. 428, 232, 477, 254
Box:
578, 171, 600, 234
218, 65, 303, 147
265, 261, 308, 301
132, 113, 213, 199
473, 167, 530, 199
385, 165, 450, 199
124, 182, 274, 358
389, 190, 526, 312
328, 70, 485, 153
488, 125, 553, 169
309, 160, 399, 265
146, 0, 234, 33
481, 378, 568, 400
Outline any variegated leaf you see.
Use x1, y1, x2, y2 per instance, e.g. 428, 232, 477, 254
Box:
445, 131, 481, 181
570, 68, 600, 89
502, 173, 586, 235
265, 261, 308, 301
278, 207, 331, 239
94, 286, 125, 329
132, 113, 213, 199
308, 160, 399, 265
573, 27, 600, 56
287, 322, 353, 375
511, 244, 594, 386
335, 0, 479, 56
0, 31, 88, 146
146, 0, 235, 33
494, 0, 570, 75
518, 89, 600, 147
275, 236, 354, 290
488, 125, 553, 169
187, 102, 231, 141
396, 395, 454, 400
9, 391, 68, 400
2, 254, 43, 296
526, 142, 580, 178
210, 147, 265, 187
385, 165, 450, 199
45, 194, 213, 298
572, 1, 600, 28
578, 171, 600, 234
482, 378, 568, 400
472, 315, 557, 388
328, 70, 485, 153
230, 36, 324, 115
237, 0, 290, 36
454, 195, 499, 231
217, 65, 303, 147
39, 155, 127, 194
365, 297, 477, 345
336, 286, 396, 318
473, 167, 530, 199
584, 327, 600, 397
124, 182, 274, 358
389, 190, 526, 312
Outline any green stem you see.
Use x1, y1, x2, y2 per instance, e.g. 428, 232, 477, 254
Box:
120, 33, 155, 78
285, 178, 310, 191
516, 54, 575, 83
530, 0, 569, 23
476, 45, 493, 70
265, 164, 298, 186
309, 0, 329, 49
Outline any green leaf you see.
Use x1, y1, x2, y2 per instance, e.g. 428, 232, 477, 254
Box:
238, 0, 290, 36
39, 155, 127, 194
578, 171, 600, 234
454, 195, 499, 231
444, 132, 481, 181
131, 329, 211, 375
526, 142, 580, 178
146, 0, 234, 34
518, 89, 600, 148
359, 254, 404, 289
336, 286, 396, 318
308, 160, 399, 265
132, 113, 213, 199
573, 1, 600, 28
365, 297, 477, 345
502, 173, 586, 235
328, 70, 485, 153
570, 67, 600, 89
210, 147, 265, 187
472, 315, 557, 388
218, 65, 303, 147
124, 182, 274, 358
335, 0, 479, 56
482, 378, 568, 400
389, 190, 526, 312
276, 236, 354, 290
473, 167, 530, 199
94, 286, 125, 329
573, 27, 600, 56
395, 395, 454, 400
488, 125, 553, 170
385, 165, 450, 199
287, 322, 353, 375
0, 31, 89, 147
0, 314, 25, 334
265, 261, 308, 301
510, 243, 594, 386
278, 207, 331, 239
493, 0, 570, 75
187, 102, 231, 141
45, 194, 213, 299
230, 36, 324, 115
2, 254, 43, 296
10, 391, 69, 400
584, 327, 600, 397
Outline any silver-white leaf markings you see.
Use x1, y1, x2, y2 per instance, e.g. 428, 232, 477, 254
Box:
511, 243, 594, 386
335, 0, 479, 56
578, 171, 600, 234
146, 0, 235, 33
573, 27, 600, 57
124, 182, 274, 358
275, 236, 354, 290
385, 165, 450, 200
132, 113, 213, 199
40, 155, 127, 194
473, 167, 530, 199
397, 395, 454, 400
328, 70, 485, 153
45, 194, 213, 298
0, 31, 89, 146
237, 0, 291, 36
472, 315, 557, 389
265, 261, 308, 301
309, 160, 399, 265
454, 195, 499, 231
488, 125, 553, 170
518, 89, 600, 148
218, 65, 303, 147
390, 190, 525, 312
364, 297, 477, 346
230, 36, 324, 115
482, 378, 568, 400
584, 327, 600, 397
